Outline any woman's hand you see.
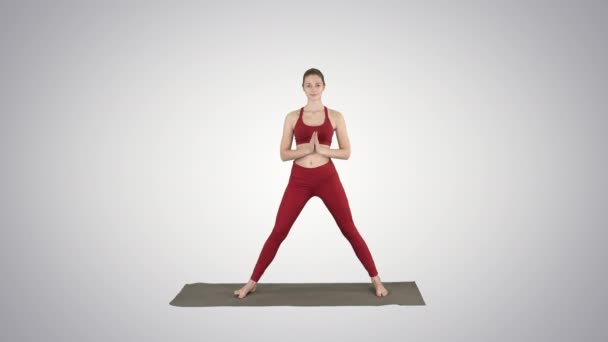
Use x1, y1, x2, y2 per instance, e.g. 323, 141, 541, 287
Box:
313, 131, 330, 156
296, 132, 328, 156
297, 132, 316, 154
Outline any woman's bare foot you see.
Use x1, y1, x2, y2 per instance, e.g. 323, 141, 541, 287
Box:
371, 275, 388, 297
234, 280, 257, 299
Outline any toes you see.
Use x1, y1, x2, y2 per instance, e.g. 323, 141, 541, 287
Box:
375, 287, 388, 297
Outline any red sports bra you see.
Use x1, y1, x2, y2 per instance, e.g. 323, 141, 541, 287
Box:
294, 106, 334, 145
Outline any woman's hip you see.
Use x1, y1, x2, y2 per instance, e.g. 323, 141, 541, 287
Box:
289, 159, 338, 186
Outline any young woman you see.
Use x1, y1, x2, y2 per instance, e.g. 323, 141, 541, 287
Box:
234, 68, 388, 298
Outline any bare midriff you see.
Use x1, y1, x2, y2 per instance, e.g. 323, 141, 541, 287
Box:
294, 144, 332, 168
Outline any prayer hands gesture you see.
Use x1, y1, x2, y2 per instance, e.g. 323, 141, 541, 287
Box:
297, 131, 328, 156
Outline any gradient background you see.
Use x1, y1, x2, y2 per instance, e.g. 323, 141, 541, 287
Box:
1, 1, 607, 341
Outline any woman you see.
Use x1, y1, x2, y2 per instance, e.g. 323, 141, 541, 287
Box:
234, 68, 389, 298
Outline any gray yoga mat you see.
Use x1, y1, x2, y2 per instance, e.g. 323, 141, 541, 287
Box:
170, 281, 425, 307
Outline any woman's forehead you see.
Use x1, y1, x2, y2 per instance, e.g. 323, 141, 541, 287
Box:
304, 76, 323, 84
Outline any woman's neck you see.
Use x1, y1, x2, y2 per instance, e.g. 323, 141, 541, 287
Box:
304, 99, 324, 111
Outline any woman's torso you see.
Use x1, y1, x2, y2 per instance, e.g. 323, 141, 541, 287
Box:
292, 106, 336, 168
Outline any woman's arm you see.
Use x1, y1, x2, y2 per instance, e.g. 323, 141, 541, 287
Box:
282, 148, 314, 161
280, 112, 314, 161
318, 111, 351, 160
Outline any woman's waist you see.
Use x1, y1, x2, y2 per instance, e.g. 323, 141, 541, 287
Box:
293, 157, 332, 169
289, 160, 337, 186
293, 153, 331, 167
291, 157, 335, 176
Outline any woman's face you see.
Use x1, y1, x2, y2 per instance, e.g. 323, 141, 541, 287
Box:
303, 75, 325, 99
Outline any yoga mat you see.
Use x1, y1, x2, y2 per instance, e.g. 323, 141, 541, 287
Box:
170, 281, 425, 307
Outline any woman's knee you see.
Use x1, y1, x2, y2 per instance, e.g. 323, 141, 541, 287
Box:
338, 222, 360, 240
268, 228, 289, 243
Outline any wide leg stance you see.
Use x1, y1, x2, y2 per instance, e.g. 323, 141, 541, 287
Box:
249, 159, 379, 282
314, 172, 379, 278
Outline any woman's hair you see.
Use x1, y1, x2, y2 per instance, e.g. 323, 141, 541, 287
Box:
302, 68, 325, 87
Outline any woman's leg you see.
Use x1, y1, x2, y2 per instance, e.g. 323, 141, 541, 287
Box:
315, 173, 379, 278
249, 183, 313, 282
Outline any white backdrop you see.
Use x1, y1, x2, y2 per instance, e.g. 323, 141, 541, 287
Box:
1, 1, 607, 341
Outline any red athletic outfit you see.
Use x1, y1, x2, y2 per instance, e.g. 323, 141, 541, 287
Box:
294, 106, 334, 145
249, 106, 379, 282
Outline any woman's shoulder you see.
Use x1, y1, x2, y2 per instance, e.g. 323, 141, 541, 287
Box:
286, 109, 301, 130
327, 107, 343, 121
327, 106, 340, 113
286, 109, 300, 121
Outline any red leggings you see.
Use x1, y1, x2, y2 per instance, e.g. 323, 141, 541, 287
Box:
250, 159, 379, 282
